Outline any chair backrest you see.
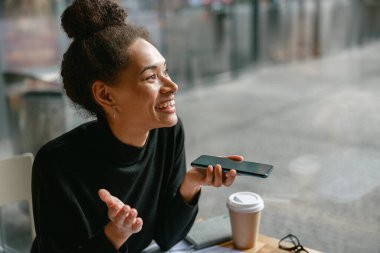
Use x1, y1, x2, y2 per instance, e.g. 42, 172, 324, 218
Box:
0, 153, 35, 238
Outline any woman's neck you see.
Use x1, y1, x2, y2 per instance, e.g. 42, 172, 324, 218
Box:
108, 121, 149, 148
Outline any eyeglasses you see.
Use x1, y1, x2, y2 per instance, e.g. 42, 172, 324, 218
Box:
278, 234, 309, 253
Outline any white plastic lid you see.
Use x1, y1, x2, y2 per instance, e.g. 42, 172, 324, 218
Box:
226, 192, 264, 213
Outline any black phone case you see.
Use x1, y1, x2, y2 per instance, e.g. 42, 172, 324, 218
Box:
191, 155, 273, 178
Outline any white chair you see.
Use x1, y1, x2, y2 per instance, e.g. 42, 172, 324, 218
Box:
0, 153, 35, 252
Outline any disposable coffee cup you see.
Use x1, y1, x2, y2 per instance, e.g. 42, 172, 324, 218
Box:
226, 192, 264, 250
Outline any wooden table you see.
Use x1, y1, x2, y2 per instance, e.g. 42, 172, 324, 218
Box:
218, 234, 323, 253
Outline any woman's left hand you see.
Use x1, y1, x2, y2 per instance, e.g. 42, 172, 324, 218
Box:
180, 155, 244, 203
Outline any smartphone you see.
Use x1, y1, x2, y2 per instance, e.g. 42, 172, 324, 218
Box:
190, 155, 273, 178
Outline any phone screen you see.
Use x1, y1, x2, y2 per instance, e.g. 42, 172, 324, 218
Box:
191, 155, 273, 178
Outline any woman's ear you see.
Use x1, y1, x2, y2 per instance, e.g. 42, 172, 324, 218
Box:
92, 80, 114, 107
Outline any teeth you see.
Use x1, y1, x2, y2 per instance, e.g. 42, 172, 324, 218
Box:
158, 100, 175, 109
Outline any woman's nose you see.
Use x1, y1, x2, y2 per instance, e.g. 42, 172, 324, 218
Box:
160, 76, 178, 94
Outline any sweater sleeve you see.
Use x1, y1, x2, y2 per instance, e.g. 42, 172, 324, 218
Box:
31, 147, 121, 253
153, 119, 199, 251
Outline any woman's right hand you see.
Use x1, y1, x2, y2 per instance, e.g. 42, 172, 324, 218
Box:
98, 189, 143, 250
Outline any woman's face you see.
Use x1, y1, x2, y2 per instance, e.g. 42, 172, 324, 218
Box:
110, 38, 178, 131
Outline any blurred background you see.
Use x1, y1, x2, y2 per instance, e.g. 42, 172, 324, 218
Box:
0, 0, 380, 252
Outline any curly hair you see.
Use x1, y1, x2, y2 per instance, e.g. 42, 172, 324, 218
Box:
60, 0, 150, 117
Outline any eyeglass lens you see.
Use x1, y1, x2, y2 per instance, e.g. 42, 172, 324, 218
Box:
279, 234, 309, 253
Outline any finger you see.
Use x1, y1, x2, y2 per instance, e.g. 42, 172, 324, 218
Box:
132, 217, 143, 233
108, 199, 126, 221
213, 164, 223, 187
206, 165, 214, 185
99, 189, 124, 211
224, 169, 237, 187
124, 208, 138, 226
99, 189, 121, 208
98, 189, 112, 206
224, 155, 244, 161
113, 205, 131, 225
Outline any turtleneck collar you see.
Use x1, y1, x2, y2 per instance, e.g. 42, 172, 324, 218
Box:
90, 117, 150, 166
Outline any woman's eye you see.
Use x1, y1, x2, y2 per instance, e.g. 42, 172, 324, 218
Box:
163, 69, 169, 76
146, 74, 157, 81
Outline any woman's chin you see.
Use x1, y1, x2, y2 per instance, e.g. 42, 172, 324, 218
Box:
160, 114, 178, 128
167, 114, 178, 127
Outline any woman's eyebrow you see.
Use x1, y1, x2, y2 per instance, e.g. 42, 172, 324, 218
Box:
140, 65, 157, 75
139, 62, 167, 75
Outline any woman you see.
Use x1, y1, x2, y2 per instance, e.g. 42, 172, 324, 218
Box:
31, 0, 243, 252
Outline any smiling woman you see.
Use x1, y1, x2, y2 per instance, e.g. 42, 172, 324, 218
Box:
30, 0, 243, 253
92, 38, 179, 147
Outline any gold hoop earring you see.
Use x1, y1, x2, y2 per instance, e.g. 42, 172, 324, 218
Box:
112, 106, 116, 119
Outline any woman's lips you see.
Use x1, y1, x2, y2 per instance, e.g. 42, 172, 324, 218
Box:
157, 100, 175, 109
156, 100, 176, 113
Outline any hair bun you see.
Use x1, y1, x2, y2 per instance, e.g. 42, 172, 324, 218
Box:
61, 0, 127, 39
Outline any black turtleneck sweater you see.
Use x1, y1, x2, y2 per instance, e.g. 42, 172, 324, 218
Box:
31, 118, 199, 253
